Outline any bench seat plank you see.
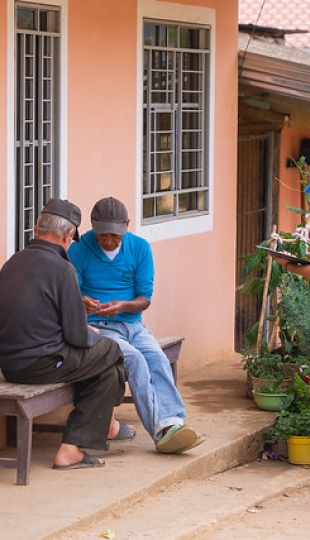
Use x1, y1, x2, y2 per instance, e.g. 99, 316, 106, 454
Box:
0, 380, 71, 399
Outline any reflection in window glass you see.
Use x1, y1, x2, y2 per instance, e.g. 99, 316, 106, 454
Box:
25, 187, 33, 208
40, 11, 59, 33
143, 198, 154, 218
157, 173, 172, 192
182, 170, 199, 189
157, 153, 171, 172
179, 190, 209, 213
158, 134, 171, 151
18, 9, 35, 30
156, 195, 174, 216
167, 26, 177, 48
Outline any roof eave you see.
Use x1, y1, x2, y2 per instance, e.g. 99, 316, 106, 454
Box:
238, 39, 310, 101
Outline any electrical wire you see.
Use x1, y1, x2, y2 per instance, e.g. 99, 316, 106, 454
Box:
239, 0, 268, 69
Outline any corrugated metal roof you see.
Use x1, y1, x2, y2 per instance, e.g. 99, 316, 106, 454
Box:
239, 0, 310, 49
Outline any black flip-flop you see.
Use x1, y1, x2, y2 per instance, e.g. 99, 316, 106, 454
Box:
108, 421, 136, 442
52, 452, 105, 470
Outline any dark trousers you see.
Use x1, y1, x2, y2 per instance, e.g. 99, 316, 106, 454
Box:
3, 337, 125, 450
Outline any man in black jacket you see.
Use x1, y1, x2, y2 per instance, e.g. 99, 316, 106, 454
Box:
0, 198, 125, 470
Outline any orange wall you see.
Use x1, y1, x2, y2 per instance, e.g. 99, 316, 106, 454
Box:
279, 124, 310, 234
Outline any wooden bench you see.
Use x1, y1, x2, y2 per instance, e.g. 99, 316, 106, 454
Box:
0, 336, 184, 485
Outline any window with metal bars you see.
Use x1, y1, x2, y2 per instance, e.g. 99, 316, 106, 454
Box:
143, 21, 210, 223
15, 2, 60, 250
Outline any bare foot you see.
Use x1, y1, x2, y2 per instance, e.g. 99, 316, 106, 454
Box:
53, 443, 104, 467
108, 418, 136, 440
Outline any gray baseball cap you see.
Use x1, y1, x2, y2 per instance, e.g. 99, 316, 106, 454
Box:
91, 197, 129, 235
41, 198, 81, 241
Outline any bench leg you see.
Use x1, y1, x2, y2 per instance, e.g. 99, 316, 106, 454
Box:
171, 361, 177, 385
6, 416, 17, 446
16, 416, 33, 486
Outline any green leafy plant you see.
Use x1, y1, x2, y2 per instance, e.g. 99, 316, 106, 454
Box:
280, 373, 310, 412
255, 384, 288, 395
240, 155, 310, 384
268, 374, 310, 438
271, 410, 310, 438
277, 273, 310, 362
241, 344, 284, 380
241, 246, 310, 367
240, 246, 282, 302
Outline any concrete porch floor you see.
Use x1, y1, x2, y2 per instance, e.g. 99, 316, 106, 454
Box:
0, 353, 276, 539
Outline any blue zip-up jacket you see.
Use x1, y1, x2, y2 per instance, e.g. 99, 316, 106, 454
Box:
68, 230, 154, 323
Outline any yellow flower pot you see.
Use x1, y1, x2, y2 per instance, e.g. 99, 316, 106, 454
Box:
287, 436, 310, 465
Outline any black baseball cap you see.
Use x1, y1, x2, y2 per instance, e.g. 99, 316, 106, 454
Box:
91, 197, 129, 235
41, 198, 81, 242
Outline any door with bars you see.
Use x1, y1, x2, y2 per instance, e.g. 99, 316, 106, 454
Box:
235, 132, 279, 352
15, 3, 60, 250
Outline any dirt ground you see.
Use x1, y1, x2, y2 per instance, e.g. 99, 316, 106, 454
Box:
206, 478, 310, 540
210, 484, 310, 539
52, 459, 310, 540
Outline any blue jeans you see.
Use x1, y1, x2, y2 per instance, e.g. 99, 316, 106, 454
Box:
94, 320, 186, 441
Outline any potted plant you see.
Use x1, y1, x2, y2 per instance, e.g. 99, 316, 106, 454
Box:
240, 241, 310, 395
240, 157, 310, 397
241, 343, 291, 398
276, 272, 310, 378
266, 374, 310, 464
252, 383, 288, 412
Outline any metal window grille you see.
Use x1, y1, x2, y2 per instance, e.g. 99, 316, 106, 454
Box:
15, 2, 60, 250
143, 21, 210, 222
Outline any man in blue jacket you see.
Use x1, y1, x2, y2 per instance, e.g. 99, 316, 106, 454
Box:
0, 198, 125, 470
69, 196, 205, 454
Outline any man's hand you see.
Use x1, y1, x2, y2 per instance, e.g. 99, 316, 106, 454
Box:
95, 300, 124, 318
82, 296, 100, 315
88, 324, 100, 334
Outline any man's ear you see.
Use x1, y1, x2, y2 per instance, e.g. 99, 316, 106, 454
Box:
63, 230, 74, 247
33, 224, 38, 237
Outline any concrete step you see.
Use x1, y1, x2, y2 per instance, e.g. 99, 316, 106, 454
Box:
46, 428, 264, 540
50, 459, 310, 540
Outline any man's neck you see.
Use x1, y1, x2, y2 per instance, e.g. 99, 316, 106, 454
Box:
35, 233, 68, 251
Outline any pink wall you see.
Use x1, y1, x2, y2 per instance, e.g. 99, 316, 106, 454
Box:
65, 0, 239, 373
0, 2, 7, 264
143, 1, 239, 370
0, 0, 239, 378
67, 0, 138, 232
0, 0, 238, 445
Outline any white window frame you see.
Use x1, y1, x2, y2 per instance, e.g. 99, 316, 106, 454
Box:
136, 0, 215, 243
6, 0, 68, 257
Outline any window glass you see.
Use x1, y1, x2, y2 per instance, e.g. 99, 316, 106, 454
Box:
143, 21, 210, 223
